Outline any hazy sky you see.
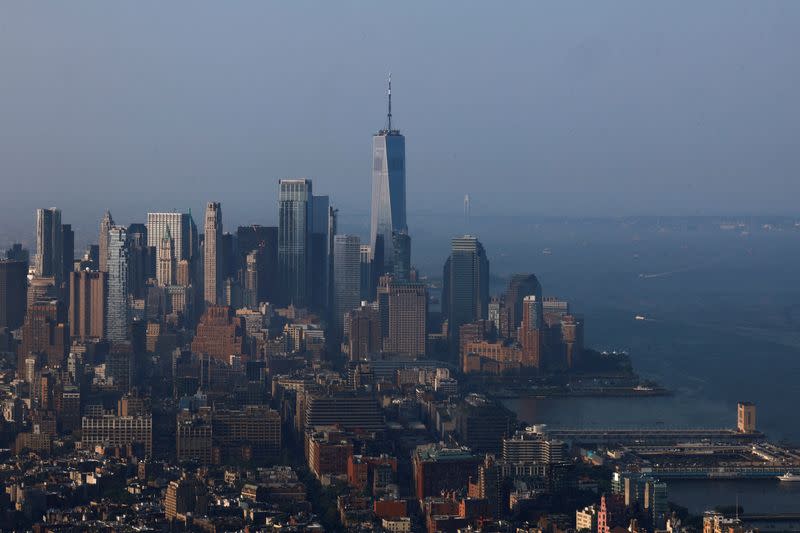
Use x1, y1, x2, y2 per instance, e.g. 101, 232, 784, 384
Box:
1, 1, 798, 238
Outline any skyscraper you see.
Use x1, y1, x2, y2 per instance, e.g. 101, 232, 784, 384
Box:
391, 231, 411, 281
35, 208, 63, 283
443, 235, 489, 349
158, 227, 176, 286
106, 227, 130, 342
333, 235, 361, 337
370, 75, 407, 272
68, 270, 107, 340
279, 179, 312, 307
359, 244, 373, 301
385, 280, 427, 358
62, 224, 74, 281
147, 212, 192, 285
204, 202, 222, 307
519, 295, 542, 369
0, 260, 27, 330
505, 274, 542, 338
98, 210, 114, 273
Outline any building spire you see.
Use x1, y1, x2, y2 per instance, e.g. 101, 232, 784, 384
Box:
387, 72, 392, 131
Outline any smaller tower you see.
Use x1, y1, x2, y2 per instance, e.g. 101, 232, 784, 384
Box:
158, 226, 176, 286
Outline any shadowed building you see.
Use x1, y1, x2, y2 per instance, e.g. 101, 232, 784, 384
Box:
0, 260, 27, 330
204, 202, 222, 307
68, 270, 107, 340
191, 305, 246, 364
443, 236, 489, 350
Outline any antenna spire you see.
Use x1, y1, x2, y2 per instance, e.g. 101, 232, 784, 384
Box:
387, 72, 392, 131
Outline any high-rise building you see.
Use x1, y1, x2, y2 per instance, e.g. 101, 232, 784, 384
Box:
279, 179, 312, 307
61, 224, 74, 281
126, 223, 149, 298
505, 274, 542, 337
106, 227, 130, 342
68, 270, 107, 340
81, 412, 152, 456
443, 235, 489, 348
346, 306, 381, 361
333, 235, 361, 337
191, 305, 246, 363
35, 208, 63, 283
560, 314, 584, 369
18, 299, 68, 374
243, 250, 260, 309
157, 226, 176, 286
0, 260, 27, 330
519, 295, 542, 369
147, 212, 192, 285
391, 231, 411, 281
311, 195, 333, 311
370, 75, 407, 272
203, 202, 222, 307
385, 281, 427, 358
359, 245, 373, 301
237, 225, 278, 303
98, 210, 114, 273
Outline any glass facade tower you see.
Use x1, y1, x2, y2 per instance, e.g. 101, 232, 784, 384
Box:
106, 226, 130, 342
278, 179, 312, 307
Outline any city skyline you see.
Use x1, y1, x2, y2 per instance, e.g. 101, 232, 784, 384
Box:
1, 2, 799, 233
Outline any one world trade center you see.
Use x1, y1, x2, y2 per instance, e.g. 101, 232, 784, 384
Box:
370, 74, 407, 274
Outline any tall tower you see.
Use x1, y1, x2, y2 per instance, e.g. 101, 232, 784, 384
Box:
279, 179, 312, 307
444, 235, 490, 348
98, 210, 114, 272
106, 226, 129, 342
332, 234, 361, 338
147, 212, 191, 285
385, 280, 427, 358
370, 74, 407, 273
158, 226, 176, 286
203, 202, 222, 307
35, 208, 63, 283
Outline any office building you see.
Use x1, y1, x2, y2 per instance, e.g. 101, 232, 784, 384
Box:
346, 306, 381, 361
156, 225, 176, 286
236, 225, 278, 303
384, 280, 427, 358
576, 505, 598, 532
106, 227, 129, 342
519, 295, 542, 369
311, 195, 333, 311
505, 274, 541, 337
370, 75, 407, 273
279, 179, 312, 307
126, 223, 150, 297
561, 314, 584, 368
412, 444, 482, 499
0, 260, 27, 330
176, 409, 213, 465
61, 224, 74, 281
243, 250, 260, 309
98, 210, 114, 272
27, 277, 56, 310
204, 202, 222, 307
18, 300, 68, 374
454, 394, 516, 454
191, 305, 246, 363
147, 212, 192, 285
443, 235, 489, 348
359, 244, 373, 300
212, 406, 282, 462
391, 231, 411, 281
333, 235, 361, 337
304, 393, 384, 433
81, 413, 153, 456
164, 474, 208, 521
68, 270, 106, 340
35, 208, 63, 283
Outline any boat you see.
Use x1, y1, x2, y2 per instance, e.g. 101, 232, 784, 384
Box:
634, 315, 646, 321
778, 472, 800, 482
